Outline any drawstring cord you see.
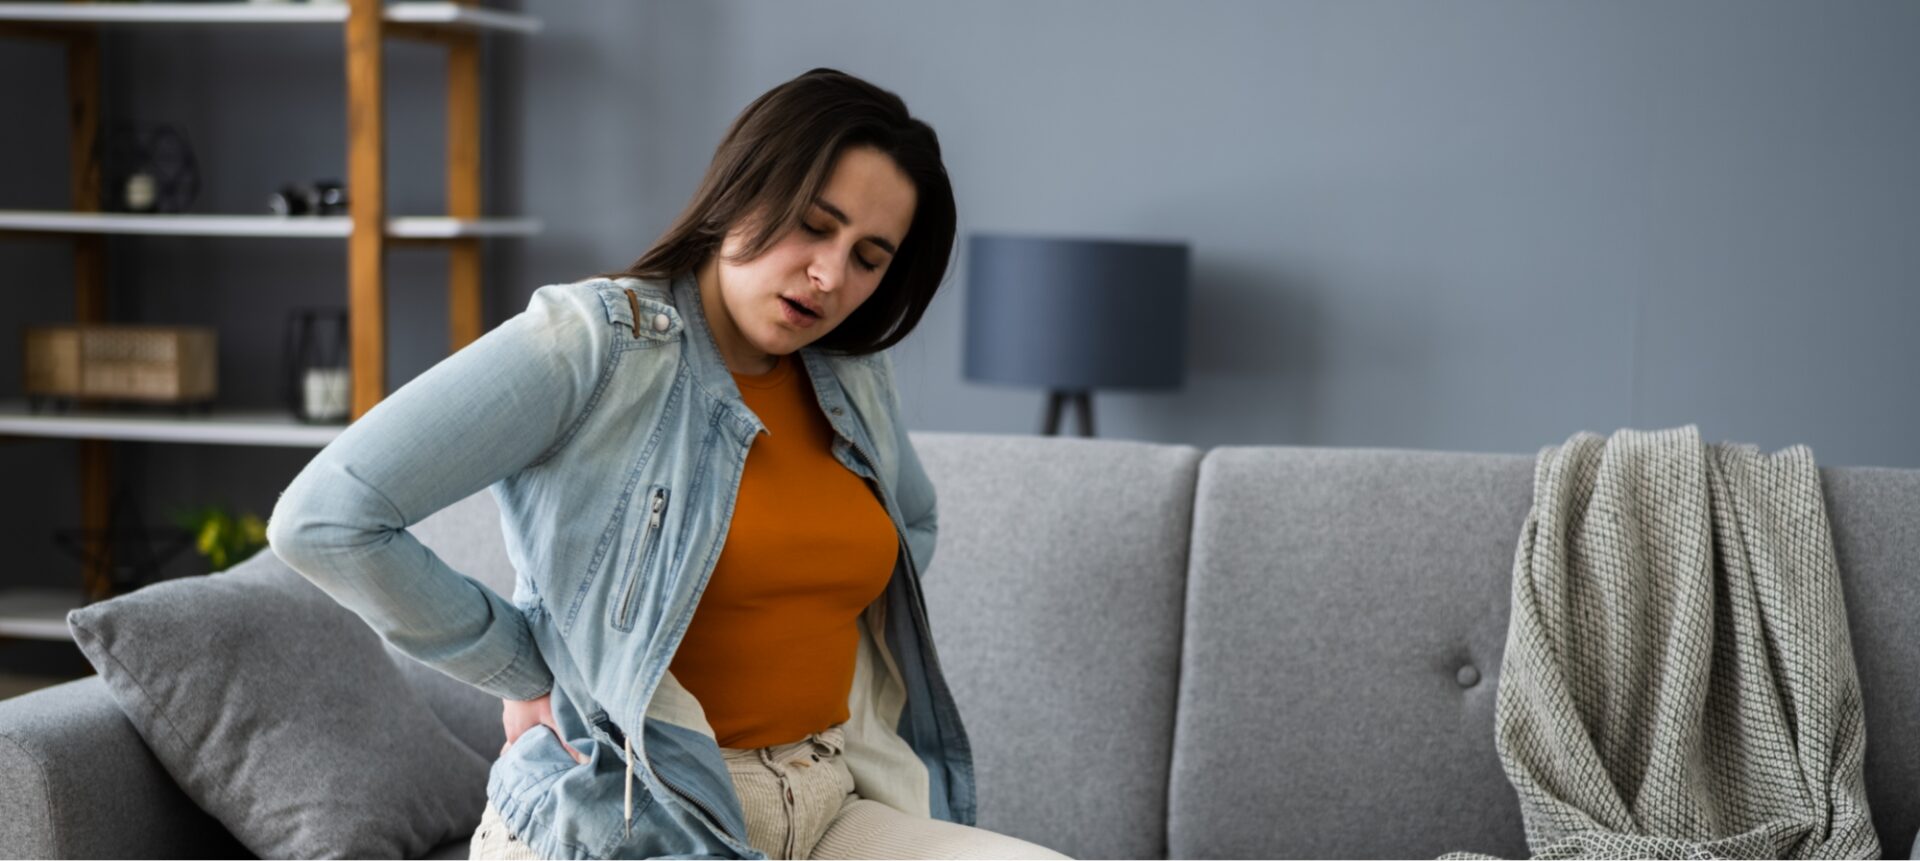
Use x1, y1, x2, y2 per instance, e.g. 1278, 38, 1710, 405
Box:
624, 733, 635, 839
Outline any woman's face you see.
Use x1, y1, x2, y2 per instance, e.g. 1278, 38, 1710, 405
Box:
698, 145, 917, 374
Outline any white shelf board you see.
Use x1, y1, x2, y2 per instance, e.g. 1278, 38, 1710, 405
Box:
0, 210, 349, 237
0, 210, 541, 239
0, 400, 346, 448
390, 216, 543, 238
0, 2, 542, 34
386, 2, 540, 34
0, 587, 86, 641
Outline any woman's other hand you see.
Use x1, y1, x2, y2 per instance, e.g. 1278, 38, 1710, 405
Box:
500, 693, 589, 764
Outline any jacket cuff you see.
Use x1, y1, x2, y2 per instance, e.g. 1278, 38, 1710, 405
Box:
479, 627, 556, 702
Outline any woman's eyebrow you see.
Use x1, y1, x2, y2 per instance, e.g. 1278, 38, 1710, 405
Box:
813, 198, 899, 256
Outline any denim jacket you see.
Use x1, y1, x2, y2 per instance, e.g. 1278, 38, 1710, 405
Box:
266, 270, 974, 859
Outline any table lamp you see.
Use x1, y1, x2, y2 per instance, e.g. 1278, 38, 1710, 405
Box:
965, 233, 1189, 436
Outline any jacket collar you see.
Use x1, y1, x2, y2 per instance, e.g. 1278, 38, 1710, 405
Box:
669, 269, 745, 413
668, 269, 873, 455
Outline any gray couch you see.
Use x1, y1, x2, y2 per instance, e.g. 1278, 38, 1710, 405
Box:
2, 432, 1915, 859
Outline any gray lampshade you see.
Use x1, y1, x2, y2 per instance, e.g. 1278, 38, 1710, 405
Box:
964, 233, 1190, 390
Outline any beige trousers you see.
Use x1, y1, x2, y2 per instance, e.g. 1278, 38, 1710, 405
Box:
470, 793, 542, 860
470, 722, 1071, 860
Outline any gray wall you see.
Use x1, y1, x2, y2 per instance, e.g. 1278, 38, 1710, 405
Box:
3, 0, 1918, 591
507, 0, 1920, 462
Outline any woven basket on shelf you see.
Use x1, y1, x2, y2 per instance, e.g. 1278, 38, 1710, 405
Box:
23, 324, 217, 404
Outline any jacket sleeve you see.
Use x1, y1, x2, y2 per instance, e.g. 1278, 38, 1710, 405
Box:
266, 281, 613, 702
879, 351, 939, 579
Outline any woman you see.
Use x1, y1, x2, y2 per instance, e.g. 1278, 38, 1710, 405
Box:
267, 69, 1071, 860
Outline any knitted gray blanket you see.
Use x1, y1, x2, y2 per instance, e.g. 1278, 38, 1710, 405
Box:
1475, 426, 1878, 859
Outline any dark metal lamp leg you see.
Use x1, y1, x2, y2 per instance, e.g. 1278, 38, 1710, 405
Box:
1041, 389, 1096, 437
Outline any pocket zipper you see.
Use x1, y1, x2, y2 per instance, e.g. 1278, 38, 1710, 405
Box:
615, 487, 668, 630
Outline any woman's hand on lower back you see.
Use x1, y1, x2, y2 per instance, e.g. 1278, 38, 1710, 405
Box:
500, 693, 589, 764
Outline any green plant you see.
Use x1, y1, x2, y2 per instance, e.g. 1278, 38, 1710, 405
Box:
169, 504, 267, 573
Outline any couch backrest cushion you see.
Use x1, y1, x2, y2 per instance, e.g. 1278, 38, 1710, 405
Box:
1820, 466, 1920, 855
1170, 446, 1534, 858
1169, 446, 1920, 858
913, 432, 1203, 860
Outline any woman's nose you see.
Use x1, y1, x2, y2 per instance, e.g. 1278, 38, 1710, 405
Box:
812, 253, 846, 293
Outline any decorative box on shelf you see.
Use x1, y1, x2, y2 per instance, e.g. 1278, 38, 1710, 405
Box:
24, 324, 217, 412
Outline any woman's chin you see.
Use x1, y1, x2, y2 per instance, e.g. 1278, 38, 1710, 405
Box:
764, 323, 820, 351
750, 330, 804, 357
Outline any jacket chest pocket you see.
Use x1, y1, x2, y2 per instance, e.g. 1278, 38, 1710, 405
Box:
609, 485, 670, 632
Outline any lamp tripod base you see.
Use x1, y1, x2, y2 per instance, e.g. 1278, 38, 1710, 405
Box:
1042, 389, 1095, 437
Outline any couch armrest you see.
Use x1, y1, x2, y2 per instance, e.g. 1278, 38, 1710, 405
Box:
0, 674, 251, 859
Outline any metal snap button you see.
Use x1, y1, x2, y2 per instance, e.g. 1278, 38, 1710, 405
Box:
653, 313, 671, 332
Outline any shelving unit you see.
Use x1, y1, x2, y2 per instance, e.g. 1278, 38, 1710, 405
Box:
0, 0, 542, 635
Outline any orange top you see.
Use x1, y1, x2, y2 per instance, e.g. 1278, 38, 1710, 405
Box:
667, 353, 899, 749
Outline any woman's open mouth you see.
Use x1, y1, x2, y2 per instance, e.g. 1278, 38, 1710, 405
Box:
780, 296, 821, 327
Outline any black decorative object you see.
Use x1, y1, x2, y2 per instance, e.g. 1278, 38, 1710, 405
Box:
53, 445, 195, 599
101, 123, 200, 214
269, 179, 350, 217
284, 308, 351, 423
313, 179, 349, 215
268, 185, 313, 216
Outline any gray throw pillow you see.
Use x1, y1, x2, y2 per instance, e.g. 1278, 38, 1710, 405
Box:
66, 547, 493, 859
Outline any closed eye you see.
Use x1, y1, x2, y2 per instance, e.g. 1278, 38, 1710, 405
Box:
801, 222, 881, 272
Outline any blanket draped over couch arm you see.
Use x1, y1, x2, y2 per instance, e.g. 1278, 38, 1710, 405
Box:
1464, 425, 1879, 859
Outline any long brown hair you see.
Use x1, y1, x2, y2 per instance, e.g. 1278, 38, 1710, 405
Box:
596, 68, 955, 355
